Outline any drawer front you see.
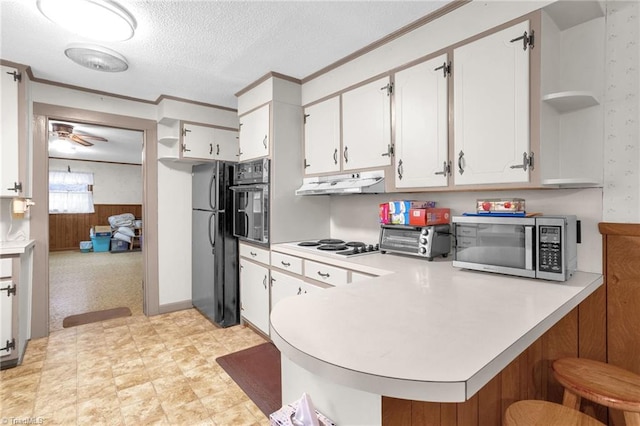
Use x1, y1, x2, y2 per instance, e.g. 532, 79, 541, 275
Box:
304, 260, 349, 287
271, 252, 303, 275
239, 243, 270, 265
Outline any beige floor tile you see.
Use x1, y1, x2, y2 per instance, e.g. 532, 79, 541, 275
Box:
78, 381, 118, 403
210, 402, 261, 426
201, 387, 250, 416
163, 398, 212, 424
120, 396, 167, 425
77, 392, 123, 425
117, 381, 156, 407
114, 370, 151, 391
155, 381, 199, 409
111, 356, 146, 377
39, 404, 76, 425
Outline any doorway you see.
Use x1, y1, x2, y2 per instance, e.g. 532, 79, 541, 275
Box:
31, 103, 159, 339
47, 119, 144, 331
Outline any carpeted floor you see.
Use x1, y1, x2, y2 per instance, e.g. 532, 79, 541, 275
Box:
49, 250, 143, 332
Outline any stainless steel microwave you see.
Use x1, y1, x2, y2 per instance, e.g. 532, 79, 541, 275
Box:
452, 215, 578, 281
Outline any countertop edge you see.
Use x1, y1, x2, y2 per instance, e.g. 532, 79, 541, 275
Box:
0, 239, 36, 256
271, 271, 604, 403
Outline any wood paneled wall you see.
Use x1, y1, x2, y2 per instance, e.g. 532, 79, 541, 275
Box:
49, 204, 142, 251
382, 223, 640, 426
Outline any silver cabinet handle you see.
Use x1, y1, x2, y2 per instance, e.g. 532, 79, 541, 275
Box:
182, 143, 191, 153
209, 143, 213, 155
434, 161, 450, 176
263, 275, 267, 289
216, 144, 220, 156
270, 277, 275, 287
250, 251, 257, 257
262, 135, 267, 149
297, 287, 302, 295
381, 144, 393, 157
397, 159, 403, 180
281, 261, 291, 267
333, 148, 338, 165
510, 152, 534, 172
344, 146, 349, 163
317, 271, 330, 278
458, 151, 465, 175
6, 182, 22, 192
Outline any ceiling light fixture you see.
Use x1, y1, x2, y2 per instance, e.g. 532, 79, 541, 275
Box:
37, 0, 136, 42
65, 44, 129, 72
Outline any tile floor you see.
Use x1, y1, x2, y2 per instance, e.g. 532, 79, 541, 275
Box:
0, 309, 271, 425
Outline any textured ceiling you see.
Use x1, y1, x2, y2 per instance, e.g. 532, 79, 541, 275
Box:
0, 0, 453, 109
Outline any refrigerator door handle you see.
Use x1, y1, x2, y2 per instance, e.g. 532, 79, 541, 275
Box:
209, 170, 217, 211
209, 213, 216, 252
243, 212, 249, 238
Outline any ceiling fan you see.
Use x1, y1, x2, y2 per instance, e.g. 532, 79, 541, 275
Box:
50, 122, 108, 147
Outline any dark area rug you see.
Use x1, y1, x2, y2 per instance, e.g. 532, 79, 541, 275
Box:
62, 307, 132, 328
216, 342, 282, 416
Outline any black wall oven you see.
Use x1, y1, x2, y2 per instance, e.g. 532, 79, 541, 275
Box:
230, 158, 269, 245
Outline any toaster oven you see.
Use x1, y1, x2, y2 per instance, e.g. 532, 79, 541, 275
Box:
379, 224, 451, 261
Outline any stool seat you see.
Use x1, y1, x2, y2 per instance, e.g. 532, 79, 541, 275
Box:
504, 400, 605, 426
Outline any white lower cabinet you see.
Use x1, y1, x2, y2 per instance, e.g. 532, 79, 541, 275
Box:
304, 260, 349, 287
239, 257, 270, 335
270, 270, 305, 310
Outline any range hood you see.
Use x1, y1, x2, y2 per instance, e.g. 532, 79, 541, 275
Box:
295, 170, 385, 195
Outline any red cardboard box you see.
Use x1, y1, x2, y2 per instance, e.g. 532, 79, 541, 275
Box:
379, 203, 390, 224
409, 208, 450, 226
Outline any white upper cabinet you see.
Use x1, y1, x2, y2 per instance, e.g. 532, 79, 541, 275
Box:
239, 103, 270, 162
394, 54, 450, 189
303, 96, 341, 175
453, 20, 532, 186
341, 76, 392, 171
212, 128, 239, 162
1, 65, 21, 197
181, 123, 214, 159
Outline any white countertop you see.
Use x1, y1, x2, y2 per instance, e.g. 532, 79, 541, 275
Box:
269, 244, 603, 403
0, 239, 35, 256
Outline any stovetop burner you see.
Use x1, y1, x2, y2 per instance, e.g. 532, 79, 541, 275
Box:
318, 238, 345, 245
297, 241, 321, 247
317, 244, 348, 251
345, 241, 365, 248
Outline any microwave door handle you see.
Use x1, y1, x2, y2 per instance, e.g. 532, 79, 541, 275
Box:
525, 225, 534, 270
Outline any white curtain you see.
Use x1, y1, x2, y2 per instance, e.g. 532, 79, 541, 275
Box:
49, 170, 95, 213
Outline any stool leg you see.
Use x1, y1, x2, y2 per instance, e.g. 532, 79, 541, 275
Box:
624, 411, 640, 426
562, 389, 581, 410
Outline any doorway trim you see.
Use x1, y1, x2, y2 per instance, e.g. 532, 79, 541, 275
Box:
31, 103, 159, 338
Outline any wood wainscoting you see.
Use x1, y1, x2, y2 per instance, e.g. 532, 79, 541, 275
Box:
382, 222, 640, 426
49, 204, 142, 251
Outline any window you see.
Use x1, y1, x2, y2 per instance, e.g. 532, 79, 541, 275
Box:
49, 170, 95, 214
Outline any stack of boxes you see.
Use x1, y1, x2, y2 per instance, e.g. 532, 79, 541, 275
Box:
380, 200, 450, 226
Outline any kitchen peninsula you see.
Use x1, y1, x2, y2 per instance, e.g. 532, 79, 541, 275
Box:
269, 245, 603, 425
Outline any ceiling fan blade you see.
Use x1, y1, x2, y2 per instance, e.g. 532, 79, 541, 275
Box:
74, 133, 108, 142
70, 134, 94, 146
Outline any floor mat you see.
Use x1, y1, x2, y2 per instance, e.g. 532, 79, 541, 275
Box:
62, 307, 132, 328
216, 342, 282, 416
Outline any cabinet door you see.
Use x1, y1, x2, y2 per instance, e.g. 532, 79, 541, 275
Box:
342, 77, 392, 171
239, 258, 270, 334
181, 123, 214, 160
1, 65, 20, 197
0, 278, 14, 356
270, 270, 305, 311
239, 104, 270, 162
394, 54, 449, 189
303, 96, 341, 174
212, 128, 239, 162
453, 20, 531, 185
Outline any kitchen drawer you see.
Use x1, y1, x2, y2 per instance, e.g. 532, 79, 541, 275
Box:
271, 252, 303, 275
304, 260, 349, 287
239, 243, 270, 265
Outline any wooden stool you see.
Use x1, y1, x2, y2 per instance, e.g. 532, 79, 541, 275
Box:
504, 400, 605, 425
553, 357, 640, 426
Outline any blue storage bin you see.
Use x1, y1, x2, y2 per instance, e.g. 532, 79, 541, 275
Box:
91, 236, 110, 252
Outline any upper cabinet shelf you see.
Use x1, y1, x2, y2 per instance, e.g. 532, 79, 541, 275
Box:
542, 91, 600, 113
544, 0, 604, 30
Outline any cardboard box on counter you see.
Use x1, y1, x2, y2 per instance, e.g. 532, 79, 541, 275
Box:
389, 200, 436, 214
391, 212, 410, 225
92, 225, 112, 237
409, 208, 451, 226
379, 203, 391, 224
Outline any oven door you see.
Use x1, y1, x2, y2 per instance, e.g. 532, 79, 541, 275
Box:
452, 216, 535, 278
230, 184, 269, 245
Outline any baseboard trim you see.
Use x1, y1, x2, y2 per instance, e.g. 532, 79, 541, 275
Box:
157, 300, 193, 315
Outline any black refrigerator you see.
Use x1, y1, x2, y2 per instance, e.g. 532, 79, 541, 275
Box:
192, 162, 239, 327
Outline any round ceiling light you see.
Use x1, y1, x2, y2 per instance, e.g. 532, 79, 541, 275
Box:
65, 44, 129, 72
37, 0, 136, 42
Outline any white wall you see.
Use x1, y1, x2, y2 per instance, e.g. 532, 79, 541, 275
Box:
49, 158, 142, 205
603, 1, 640, 222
